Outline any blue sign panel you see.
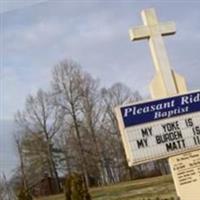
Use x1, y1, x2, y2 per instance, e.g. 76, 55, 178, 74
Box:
120, 91, 200, 128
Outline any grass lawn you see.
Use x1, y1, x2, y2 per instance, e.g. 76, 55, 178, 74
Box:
35, 175, 178, 200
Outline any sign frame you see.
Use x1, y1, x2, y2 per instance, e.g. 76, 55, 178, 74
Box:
115, 90, 200, 166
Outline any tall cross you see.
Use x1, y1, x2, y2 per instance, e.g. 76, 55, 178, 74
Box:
129, 8, 178, 97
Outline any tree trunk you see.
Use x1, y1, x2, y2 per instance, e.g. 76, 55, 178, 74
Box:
46, 136, 61, 193
16, 139, 28, 191
72, 110, 90, 188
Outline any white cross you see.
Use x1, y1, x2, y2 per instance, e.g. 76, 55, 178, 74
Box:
129, 8, 178, 96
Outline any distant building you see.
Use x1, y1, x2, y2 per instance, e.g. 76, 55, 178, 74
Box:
31, 174, 65, 197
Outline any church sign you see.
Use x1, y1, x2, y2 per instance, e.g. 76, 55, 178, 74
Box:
116, 90, 200, 166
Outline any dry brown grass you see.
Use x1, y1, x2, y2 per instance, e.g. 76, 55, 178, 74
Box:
35, 175, 178, 200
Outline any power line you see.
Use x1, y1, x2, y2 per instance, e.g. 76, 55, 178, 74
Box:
0, 0, 49, 14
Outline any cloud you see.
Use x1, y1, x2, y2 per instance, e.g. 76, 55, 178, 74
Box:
3, 20, 63, 53
0, 65, 52, 120
1, 1, 200, 121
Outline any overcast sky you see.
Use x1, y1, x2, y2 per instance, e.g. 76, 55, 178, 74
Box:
0, 0, 200, 177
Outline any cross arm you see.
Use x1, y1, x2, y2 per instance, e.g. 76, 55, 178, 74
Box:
129, 25, 150, 41
159, 21, 176, 36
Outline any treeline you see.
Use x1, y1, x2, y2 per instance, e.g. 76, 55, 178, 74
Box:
11, 59, 170, 195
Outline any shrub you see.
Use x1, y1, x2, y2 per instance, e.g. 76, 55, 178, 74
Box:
17, 187, 32, 200
64, 173, 91, 200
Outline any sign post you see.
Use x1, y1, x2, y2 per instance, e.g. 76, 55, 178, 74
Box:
116, 8, 200, 200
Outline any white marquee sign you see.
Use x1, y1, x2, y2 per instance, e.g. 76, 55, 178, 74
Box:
116, 91, 200, 166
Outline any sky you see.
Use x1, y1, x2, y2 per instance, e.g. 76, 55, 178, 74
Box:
0, 0, 200, 177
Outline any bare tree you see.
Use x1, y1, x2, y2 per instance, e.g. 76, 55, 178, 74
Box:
15, 89, 64, 193
0, 174, 17, 200
16, 132, 51, 187
101, 83, 141, 181
51, 60, 90, 187
78, 73, 108, 185
15, 137, 28, 191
